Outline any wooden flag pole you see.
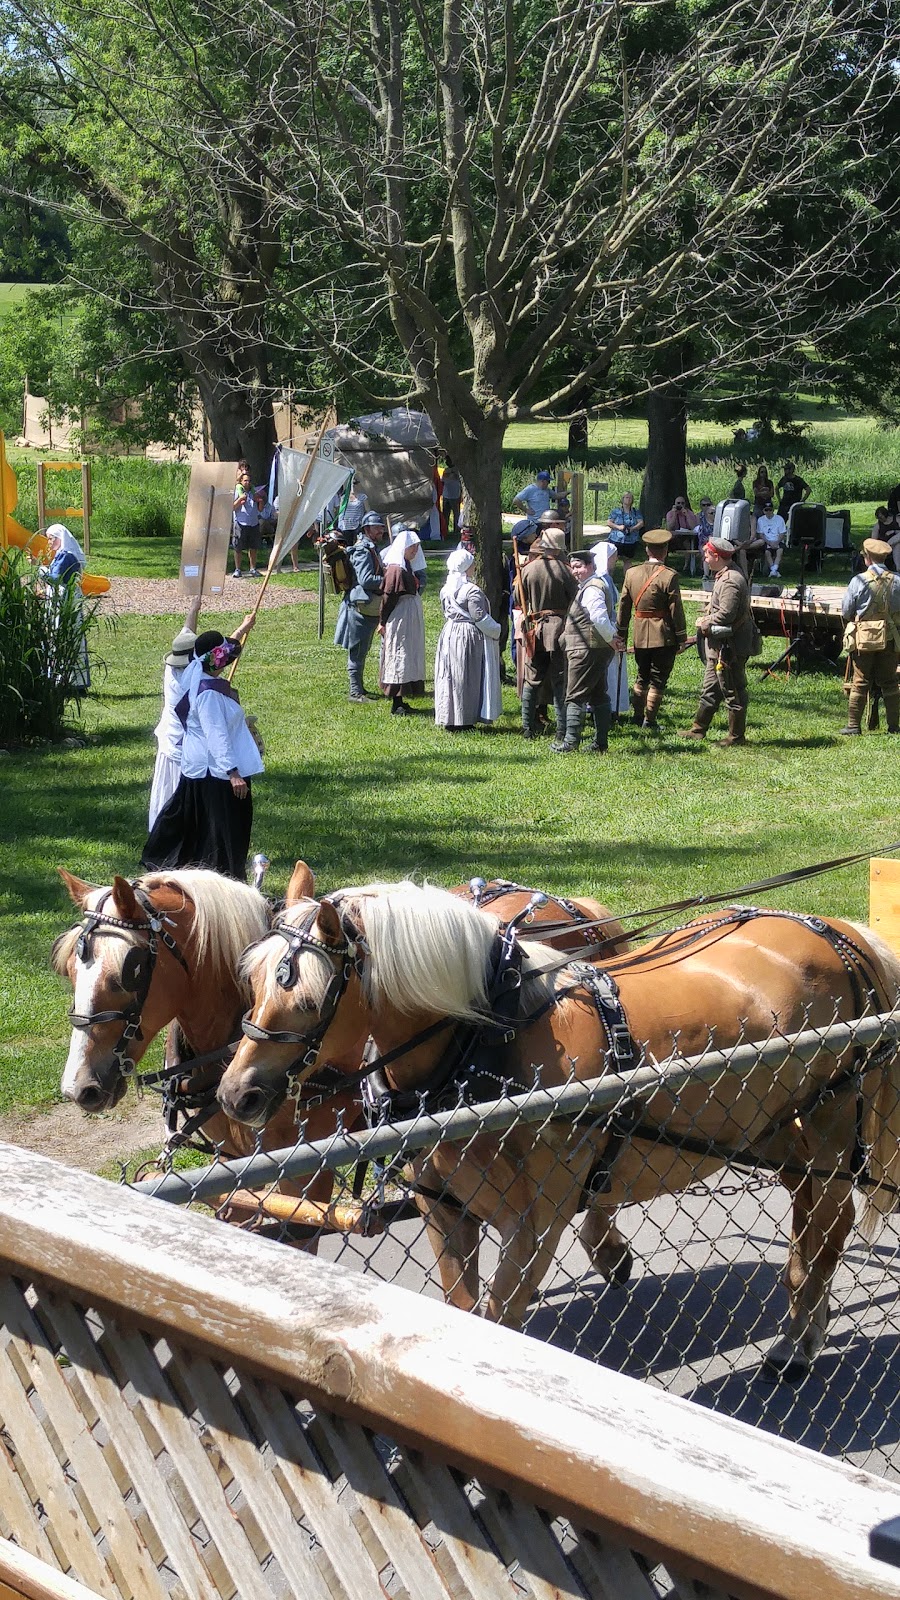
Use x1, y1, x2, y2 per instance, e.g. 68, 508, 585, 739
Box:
227, 414, 331, 681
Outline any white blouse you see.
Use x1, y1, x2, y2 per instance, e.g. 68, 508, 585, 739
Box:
180, 675, 264, 781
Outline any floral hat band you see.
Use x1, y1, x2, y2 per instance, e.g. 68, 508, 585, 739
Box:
202, 638, 242, 673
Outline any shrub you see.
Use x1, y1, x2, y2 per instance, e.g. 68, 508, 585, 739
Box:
0, 549, 102, 744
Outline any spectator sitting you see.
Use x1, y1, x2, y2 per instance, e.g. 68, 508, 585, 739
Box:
776, 461, 811, 520
692, 498, 716, 578
756, 500, 787, 576
607, 491, 644, 563
513, 469, 553, 521
887, 483, 900, 517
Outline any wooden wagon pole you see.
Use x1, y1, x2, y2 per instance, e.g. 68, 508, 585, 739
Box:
227, 413, 331, 682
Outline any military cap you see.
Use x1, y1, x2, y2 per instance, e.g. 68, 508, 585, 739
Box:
642, 528, 672, 546
537, 508, 566, 526
361, 510, 385, 527
864, 537, 893, 560
707, 537, 736, 556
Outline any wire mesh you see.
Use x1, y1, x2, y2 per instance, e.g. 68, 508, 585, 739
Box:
132, 1001, 900, 1480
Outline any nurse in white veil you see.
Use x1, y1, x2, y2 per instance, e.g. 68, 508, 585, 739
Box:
591, 540, 630, 719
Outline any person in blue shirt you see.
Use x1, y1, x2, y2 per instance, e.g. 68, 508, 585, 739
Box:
513, 470, 553, 520
606, 492, 644, 563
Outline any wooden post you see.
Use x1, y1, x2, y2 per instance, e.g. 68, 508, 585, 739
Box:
870, 859, 900, 961
80, 461, 91, 559
570, 469, 584, 550
317, 542, 326, 640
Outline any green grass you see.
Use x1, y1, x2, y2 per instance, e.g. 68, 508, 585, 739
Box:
0, 283, 41, 320
2, 554, 897, 1116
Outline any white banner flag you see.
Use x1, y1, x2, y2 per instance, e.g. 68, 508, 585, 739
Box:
275, 447, 352, 560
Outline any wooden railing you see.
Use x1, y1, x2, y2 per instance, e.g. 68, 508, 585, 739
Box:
0, 1141, 898, 1600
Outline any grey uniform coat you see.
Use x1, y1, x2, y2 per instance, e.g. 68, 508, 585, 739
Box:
334, 536, 384, 650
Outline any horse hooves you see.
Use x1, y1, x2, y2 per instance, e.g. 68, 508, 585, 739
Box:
593, 1247, 633, 1287
763, 1341, 810, 1381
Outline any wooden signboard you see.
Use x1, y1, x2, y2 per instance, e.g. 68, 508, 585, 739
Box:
179, 462, 238, 597
870, 858, 900, 961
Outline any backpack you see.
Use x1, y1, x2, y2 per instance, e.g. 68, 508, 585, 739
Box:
321, 541, 354, 595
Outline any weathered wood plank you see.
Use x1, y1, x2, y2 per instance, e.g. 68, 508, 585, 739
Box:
384, 1447, 521, 1600
93, 1319, 272, 1600
310, 1412, 455, 1600
0, 1535, 102, 1600
34, 1296, 223, 1600
562, 1528, 659, 1600
0, 1146, 899, 1600
0, 1431, 61, 1572
0, 1283, 169, 1600
175, 1356, 345, 1600
472, 1483, 588, 1600
230, 1369, 377, 1600
0, 1337, 116, 1598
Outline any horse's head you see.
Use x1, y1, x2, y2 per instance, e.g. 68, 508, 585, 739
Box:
53, 870, 196, 1112
218, 879, 371, 1128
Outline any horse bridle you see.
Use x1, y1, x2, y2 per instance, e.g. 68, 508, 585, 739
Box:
240, 905, 370, 1079
66, 888, 190, 1081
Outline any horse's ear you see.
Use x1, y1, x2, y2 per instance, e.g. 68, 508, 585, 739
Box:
58, 868, 101, 907
286, 860, 316, 905
111, 875, 141, 921
315, 900, 342, 943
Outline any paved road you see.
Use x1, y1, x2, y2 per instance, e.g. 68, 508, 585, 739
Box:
316, 1169, 900, 1478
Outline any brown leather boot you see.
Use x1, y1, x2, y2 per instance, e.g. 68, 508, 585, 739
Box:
839, 686, 867, 736
643, 685, 664, 728
631, 689, 646, 725
720, 708, 747, 746
678, 704, 715, 739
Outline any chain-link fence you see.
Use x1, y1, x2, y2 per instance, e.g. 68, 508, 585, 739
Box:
133, 1002, 900, 1480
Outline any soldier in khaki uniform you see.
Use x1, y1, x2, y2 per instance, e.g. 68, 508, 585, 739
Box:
616, 528, 687, 730
840, 537, 900, 735
679, 536, 755, 746
518, 526, 578, 739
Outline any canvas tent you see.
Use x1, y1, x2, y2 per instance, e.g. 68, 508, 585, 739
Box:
322, 409, 439, 530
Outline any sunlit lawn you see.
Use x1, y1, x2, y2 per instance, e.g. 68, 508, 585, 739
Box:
2, 554, 896, 1115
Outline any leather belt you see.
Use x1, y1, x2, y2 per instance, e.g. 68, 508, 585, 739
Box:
635, 608, 667, 619
530, 608, 567, 618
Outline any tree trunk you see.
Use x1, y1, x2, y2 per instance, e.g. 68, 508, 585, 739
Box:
447, 415, 507, 616
193, 371, 277, 487
641, 389, 688, 529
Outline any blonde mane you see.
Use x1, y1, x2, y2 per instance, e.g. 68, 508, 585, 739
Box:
53, 870, 270, 985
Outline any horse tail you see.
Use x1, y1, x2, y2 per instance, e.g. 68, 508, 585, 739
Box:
848, 924, 900, 1239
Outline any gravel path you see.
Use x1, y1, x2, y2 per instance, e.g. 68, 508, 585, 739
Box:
99, 574, 317, 616
0, 1096, 162, 1173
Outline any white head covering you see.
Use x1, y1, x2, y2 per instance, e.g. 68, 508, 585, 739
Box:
383, 527, 421, 567
46, 523, 86, 569
590, 541, 616, 573
441, 546, 474, 602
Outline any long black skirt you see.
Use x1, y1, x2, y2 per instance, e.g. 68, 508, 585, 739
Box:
141, 774, 253, 881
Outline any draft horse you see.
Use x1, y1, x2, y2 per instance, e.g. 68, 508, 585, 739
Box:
53, 865, 627, 1252
218, 883, 900, 1375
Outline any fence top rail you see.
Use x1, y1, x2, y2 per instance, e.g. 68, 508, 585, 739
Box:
0, 1142, 899, 1600
135, 1008, 900, 1206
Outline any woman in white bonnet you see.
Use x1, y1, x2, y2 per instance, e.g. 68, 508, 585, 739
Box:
378, 527, 426, 716
591, 539, 630, 721
41, 522, 90, 693
434, 547, 502, 729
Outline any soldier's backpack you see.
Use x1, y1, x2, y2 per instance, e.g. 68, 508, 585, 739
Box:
321, 540, 354, 595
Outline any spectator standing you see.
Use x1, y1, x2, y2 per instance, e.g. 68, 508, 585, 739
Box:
607, 491, 644, 563
839, 538, 900, 736
617, 529, 687, 730
751, 464, 776, 516
887, 483, 900, 517
434, 548, 502, 729
519, 526, 578, 739
756, 500, 788, 576
552, 549, 618, 754
337, 485, 370, 544
440, 460, 463, 541
679, 537, 755, 746
379, 528, 426, 716
776, 461, 811, 521
232, 461, 262, 578
729, 464, 749, 500
334, 511, 388, 702
150, 597, 201, 828
142, 622, 262, 880
513, 469, 553, 521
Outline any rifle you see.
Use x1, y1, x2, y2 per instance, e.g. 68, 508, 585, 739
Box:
511, 536, 537, 659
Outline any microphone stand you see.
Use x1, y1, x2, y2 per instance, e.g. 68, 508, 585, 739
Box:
759, 541, 837, 678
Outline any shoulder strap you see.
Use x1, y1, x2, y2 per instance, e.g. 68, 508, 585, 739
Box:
633, 568, 667, 613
